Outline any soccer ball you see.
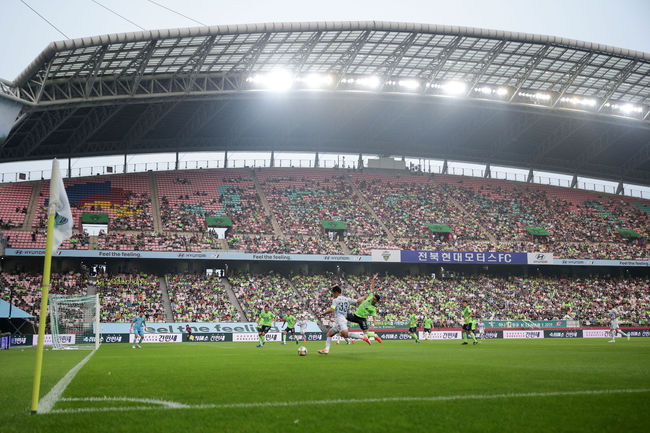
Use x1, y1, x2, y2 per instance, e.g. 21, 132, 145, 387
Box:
189, 335, 195, 341
298, 346, 308, 356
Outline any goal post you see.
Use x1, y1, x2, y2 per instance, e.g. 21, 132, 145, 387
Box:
49, 294, 100, 350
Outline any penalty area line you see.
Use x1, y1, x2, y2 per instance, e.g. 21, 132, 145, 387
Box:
37, 349, 98, 414
45, 388, 650, 414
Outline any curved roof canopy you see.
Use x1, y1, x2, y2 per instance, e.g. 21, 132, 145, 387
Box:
1, 21, 649, 184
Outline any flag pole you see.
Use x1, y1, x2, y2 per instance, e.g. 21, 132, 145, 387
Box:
30, 159, 59, 414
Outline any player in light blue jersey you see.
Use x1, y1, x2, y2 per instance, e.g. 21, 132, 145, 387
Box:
130, 312, 146, 348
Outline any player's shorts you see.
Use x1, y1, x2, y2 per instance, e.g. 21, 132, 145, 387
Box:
285, 327, 295, 333
346, 312, 369, 331
330, 315, 348, 334
610, 319, 619, 330
424, 328, 431, 333
409, 327, 417, 333
133, 327, 143, 336
462, 323, 475, 332
258, 325, 271, 333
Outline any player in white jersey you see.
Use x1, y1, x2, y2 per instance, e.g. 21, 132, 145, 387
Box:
477, 320, 486, 340
317, 285, 370, 354
297, 316, 308, 343
608, 304, 630, 343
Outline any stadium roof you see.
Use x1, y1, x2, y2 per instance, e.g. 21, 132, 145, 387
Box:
1, 21, 649, 184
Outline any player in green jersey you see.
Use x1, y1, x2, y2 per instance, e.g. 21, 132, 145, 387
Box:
423, 316, 433, 341
346, 274, 383, 344
281, 312, 298, 345
461, 300, 478, 345
408, 309, 420, 343
256, 305, 274, 348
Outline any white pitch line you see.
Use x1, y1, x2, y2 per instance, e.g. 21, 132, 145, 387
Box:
61, 397, 189, 408
45, 388, 650, 415
38, 349, 98, 414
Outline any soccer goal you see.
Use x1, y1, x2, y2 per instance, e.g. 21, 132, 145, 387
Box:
49, 294, 100, 350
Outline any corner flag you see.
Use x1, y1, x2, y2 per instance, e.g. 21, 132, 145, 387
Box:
50, 160, 73, 251
31, 159, 73, 413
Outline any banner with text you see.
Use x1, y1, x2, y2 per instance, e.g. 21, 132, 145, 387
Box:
129, 333, 182, 343
484, 320, 580, 329
4, 248, 370, 263
101, 321, 322, 334
401, 250, 528, 265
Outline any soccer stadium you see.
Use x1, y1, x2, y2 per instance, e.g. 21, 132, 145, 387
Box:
1, 3, 649, 432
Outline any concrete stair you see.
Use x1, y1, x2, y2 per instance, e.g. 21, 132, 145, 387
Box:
250, 170, 284, 237
344, 175, 395, 242
158, 276, 175, 322
339, 240, 351, 254
148, 172, 164, 233
22, 181, 42, 230
220, 277, 247, 321
441, 186, 499, 245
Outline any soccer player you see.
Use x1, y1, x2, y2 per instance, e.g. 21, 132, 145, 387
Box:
317, 285, 370, 354
423, 316, 433, 341
608, 304, 630, 343
130, 312, 146, 349
297, 316, 308, 343
477, 319, 486, 340
281, 312, 299, 345
346, 274, 383, 343
407, 309, 420, 343
461, 300, 478, 345
256, 305, 274, 348
346, 294, 383, 343
186, 324, 194, 341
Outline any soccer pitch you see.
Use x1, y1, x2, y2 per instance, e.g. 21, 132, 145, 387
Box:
3, 340, 650, 433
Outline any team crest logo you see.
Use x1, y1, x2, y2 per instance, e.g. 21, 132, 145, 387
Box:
382, 251, 391, 261
54, 212, 69, 227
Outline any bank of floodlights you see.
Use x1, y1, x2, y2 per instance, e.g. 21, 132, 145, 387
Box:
244, 70, 646, 120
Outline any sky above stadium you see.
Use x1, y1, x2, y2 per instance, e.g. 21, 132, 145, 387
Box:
2, 0, 650, 80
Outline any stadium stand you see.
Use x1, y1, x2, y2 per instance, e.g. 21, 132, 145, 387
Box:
157, 169, 273, 234
0, 169, 647, 258
2, 230, 89, 250
32, 174, 153, 231
257, 169, 385, 237
166, 273, 240, 321
272, 273, 650, 327
229, 272, 305, 318
0, 272, 88, 318
0, 183, 32, 229
95, 273, 164, 323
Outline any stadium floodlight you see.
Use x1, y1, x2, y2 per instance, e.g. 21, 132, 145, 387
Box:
442, 81, 467, 95
398, 79, 420, 90
496, 87, 508, 97
519, 91, 551, 102
560, 96, 597, 108
265, 69, 294, 91
302, 73, 333, 89
619, 103, 643, 114
249, 69, 294, 91
357, 76, 381, 89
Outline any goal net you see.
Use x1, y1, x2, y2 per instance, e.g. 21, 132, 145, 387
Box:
49, 294, 100, 350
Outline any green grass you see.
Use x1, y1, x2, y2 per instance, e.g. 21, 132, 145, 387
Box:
2, 339, 650, 433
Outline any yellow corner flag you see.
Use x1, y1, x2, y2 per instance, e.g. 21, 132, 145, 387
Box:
31, 159, 72, 414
